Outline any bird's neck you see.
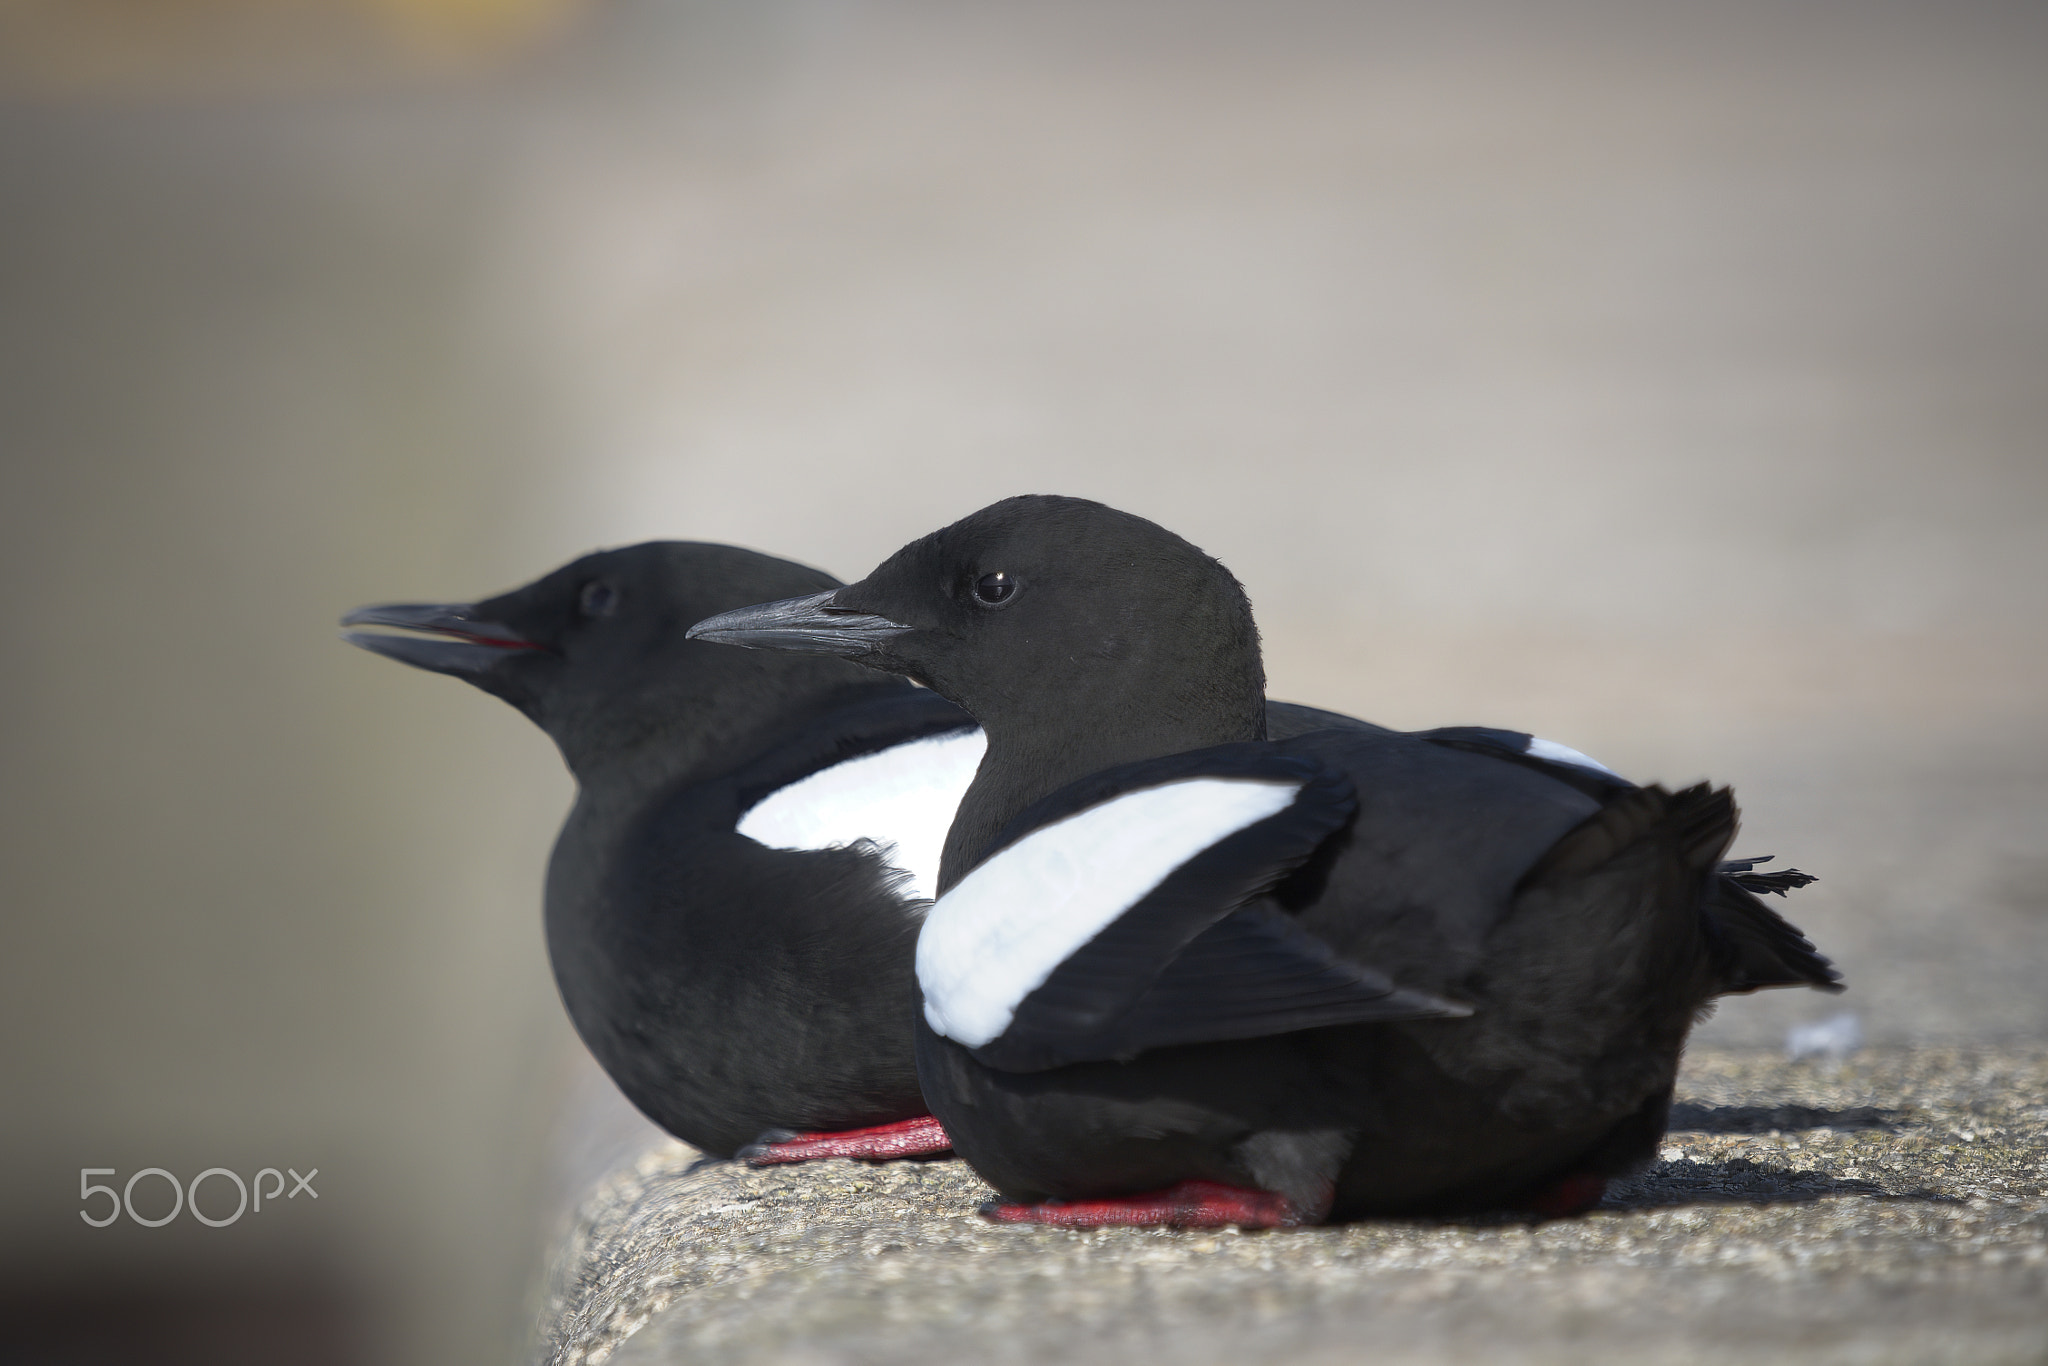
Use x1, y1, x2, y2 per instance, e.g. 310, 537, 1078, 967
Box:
937, 693, 1264, 893
565, 671, 916, 809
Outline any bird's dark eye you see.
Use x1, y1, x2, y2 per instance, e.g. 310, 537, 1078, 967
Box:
972, 571, 1016, 606
578, 581, 618, 618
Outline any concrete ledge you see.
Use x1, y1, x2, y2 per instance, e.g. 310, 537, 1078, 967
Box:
539, 1047, 2048, 1366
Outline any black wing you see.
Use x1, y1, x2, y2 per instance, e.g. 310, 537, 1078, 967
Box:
962, 745, 1468, 1073
1414, 725, 1632, 799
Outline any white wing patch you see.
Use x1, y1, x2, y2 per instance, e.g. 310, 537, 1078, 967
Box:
737, 728, 986, 903
1525, 735, 1624, 780
917, 776, 1303, 1048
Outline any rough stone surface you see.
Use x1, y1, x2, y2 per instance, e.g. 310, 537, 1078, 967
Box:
536, 1046, 2048, 1366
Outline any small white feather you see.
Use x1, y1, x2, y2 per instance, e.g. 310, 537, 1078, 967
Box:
737, 728, 986, 904
917, 776, 1303, 1048
1525, 735, 1624, 779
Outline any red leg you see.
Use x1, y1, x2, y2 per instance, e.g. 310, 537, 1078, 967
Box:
739, 1114, 952, 1166
981, 1179, 1310, 1230
1520, 1173, 1608, 1218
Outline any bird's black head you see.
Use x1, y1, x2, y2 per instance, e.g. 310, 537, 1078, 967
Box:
343, 542, 892, 783
689, 496, 1268, 761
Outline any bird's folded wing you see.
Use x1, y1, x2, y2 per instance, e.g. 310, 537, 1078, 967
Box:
1413, 725, 1632, 797
916, 745, 1466, 1073
975, 904, 1470, 1071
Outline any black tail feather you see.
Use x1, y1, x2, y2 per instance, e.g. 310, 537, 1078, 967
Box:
1668, 783, 1739, 873
1524, 790, 1842, 996
1703, 861, 1842, 995
1717, 855, 1819, 897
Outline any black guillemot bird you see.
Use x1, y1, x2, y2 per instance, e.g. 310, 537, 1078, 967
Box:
687, 496, 1839, 1225
343, 542, 973, 1161
340, 541, 1419, 1165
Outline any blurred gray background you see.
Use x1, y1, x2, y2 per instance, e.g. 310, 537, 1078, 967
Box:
1, 1, 2043, 1362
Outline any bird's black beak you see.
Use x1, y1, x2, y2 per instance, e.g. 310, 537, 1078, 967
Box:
340, 602, 546, 676
685, 589, 912, 658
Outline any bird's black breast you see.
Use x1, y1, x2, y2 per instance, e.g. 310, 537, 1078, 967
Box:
543, 687, 972, 1155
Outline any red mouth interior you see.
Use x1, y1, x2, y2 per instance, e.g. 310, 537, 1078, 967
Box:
437, 627, 545, 651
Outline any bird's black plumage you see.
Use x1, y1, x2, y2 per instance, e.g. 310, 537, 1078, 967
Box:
688, 496, 1843, 1219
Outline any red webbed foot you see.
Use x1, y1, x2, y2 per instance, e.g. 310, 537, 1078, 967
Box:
981, 1179, 1311, 1230
1519, 1173, 1608, 1218
739, 1114, 952, 1166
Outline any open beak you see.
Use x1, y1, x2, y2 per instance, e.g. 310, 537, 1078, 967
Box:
685, 589, 911, 658
339, 602, 546, 676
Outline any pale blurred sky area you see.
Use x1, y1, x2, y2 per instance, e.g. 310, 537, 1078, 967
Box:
1, 2, 2044, 1363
